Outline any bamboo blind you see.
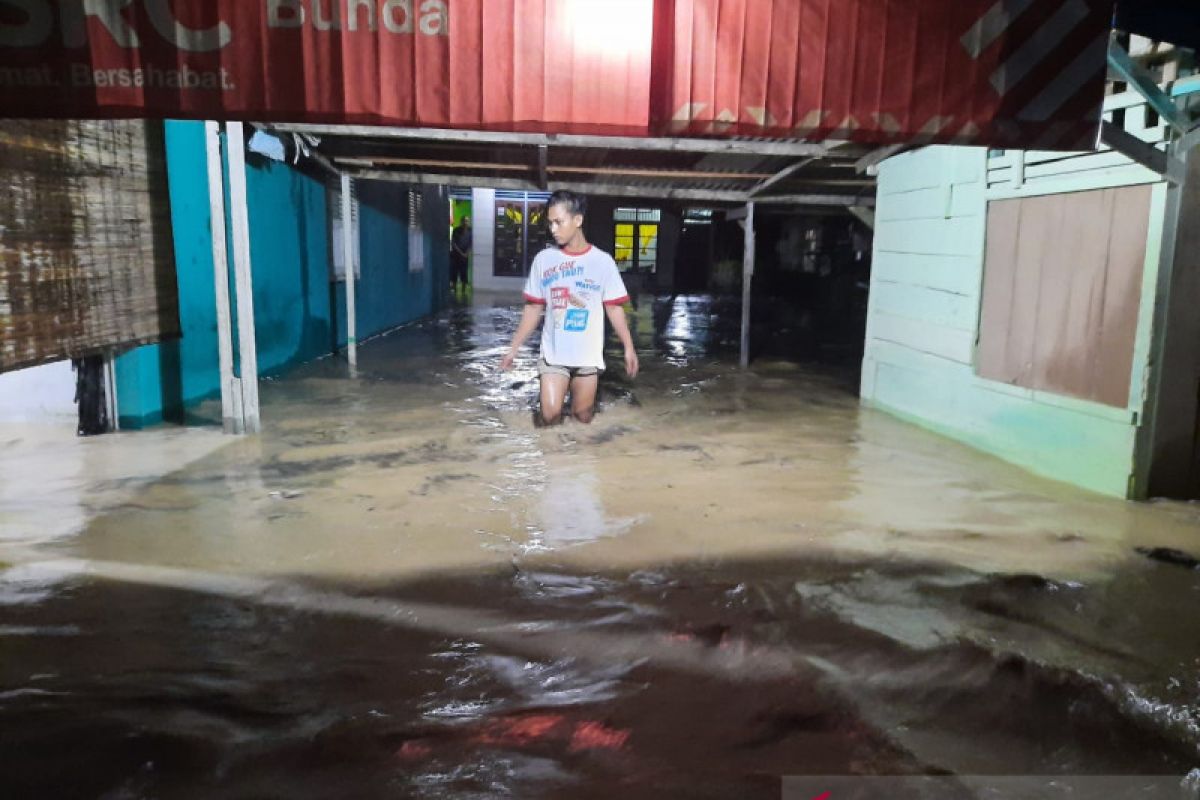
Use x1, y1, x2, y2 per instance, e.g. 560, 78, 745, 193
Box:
0, 119, 179, 373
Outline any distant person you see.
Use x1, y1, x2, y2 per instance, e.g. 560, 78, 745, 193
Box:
450, 216, 472, 293
500, 191, 638, 425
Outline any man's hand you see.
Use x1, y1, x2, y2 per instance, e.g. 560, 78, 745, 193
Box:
604, 304, 639, 379
501, 305, 545, 373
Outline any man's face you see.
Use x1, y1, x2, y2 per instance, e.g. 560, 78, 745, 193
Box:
548, 203, 582, 247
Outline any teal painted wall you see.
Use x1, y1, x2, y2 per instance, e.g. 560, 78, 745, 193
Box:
118, 123, 448, 428
331, 183, 450, 347
860, 145, 1165, 498
244, 157, 334, 375
116, 120, 224, 426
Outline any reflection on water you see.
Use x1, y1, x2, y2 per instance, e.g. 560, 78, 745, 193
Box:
1, 292, 1199, 797
536, 455, 642, 549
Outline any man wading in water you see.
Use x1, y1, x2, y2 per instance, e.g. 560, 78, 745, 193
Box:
499, 191, 639, 425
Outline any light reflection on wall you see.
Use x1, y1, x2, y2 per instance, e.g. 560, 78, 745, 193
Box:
562, 0, 654, 60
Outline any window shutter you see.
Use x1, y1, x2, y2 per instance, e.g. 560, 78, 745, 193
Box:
408, 188, 425, 273
329, 178, 360, 281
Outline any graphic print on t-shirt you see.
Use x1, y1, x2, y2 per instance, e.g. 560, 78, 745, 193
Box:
549, 280, 591, 333
550, 286, 571, 330
564, 309, 589, 331
524, 246, 630, 369
551, 286, 570, 310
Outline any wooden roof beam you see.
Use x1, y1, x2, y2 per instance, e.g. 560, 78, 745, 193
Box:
335, 156, 777, 181
269, 122, 837, 158
748, 157, 817, 196
346, 169, 745, 201
346, 169, 875, 206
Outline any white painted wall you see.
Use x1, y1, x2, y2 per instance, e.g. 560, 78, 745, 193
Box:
0, 361, 77, 423
471, 188, 526, 292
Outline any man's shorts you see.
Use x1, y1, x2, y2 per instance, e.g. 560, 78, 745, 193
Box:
538, 357, 602, 379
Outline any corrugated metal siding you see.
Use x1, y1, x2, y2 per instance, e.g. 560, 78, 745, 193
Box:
0, 120, 179, 373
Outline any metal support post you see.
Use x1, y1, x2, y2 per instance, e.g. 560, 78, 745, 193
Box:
341, 173, 358, 370
204, 121, 239, 434
740, 201, 755, 369
225, 121, 262, 434
104, 350, 120, 432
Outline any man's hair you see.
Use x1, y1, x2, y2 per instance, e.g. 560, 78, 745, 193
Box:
548, 190, 587, 219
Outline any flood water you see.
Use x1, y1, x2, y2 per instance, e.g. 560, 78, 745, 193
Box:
2, 293, 1199, 798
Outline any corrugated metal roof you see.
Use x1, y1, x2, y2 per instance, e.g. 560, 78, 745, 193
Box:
270, 125, 879, 208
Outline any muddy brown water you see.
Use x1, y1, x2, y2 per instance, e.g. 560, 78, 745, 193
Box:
1, 295, 1199, 798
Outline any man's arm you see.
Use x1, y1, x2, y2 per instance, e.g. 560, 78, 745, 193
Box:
604, 304, 639, 378
500, 304, 545, 371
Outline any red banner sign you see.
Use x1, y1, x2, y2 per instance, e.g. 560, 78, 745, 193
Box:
0, 0, 1113, 149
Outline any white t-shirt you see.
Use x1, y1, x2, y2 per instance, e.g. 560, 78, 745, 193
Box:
523, 244, 630, 369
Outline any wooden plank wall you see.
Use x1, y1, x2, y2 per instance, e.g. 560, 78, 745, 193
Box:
860, 87, 1171, 497
977, 186, 1152, 409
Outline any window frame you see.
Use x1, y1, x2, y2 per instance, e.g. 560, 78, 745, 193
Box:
613, 207, 661, 273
